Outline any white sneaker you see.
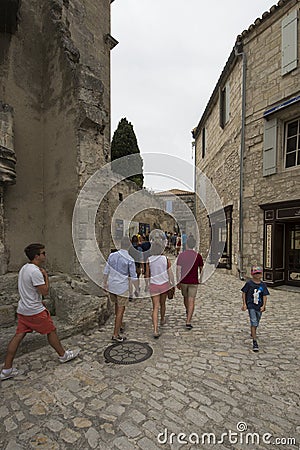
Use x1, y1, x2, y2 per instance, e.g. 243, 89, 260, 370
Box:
58, 349, 80, 363
0, 367, 18, 381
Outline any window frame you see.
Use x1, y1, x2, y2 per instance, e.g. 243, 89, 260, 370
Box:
284, 117, 300, 170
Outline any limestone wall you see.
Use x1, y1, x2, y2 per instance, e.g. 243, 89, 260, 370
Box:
195, 59, 242, 271
0, 0, 113, 274
194, 0, 300, 276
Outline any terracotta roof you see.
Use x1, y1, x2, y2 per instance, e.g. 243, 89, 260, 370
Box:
237, 0, 290, 41
156, 189, 195, 196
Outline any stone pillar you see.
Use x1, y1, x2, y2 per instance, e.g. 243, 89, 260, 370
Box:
0, 102, 16, 274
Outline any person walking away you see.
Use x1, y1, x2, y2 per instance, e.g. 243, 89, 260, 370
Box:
241, 266, 269, 352
103, 236, 139, 342
176, 236, 203, 329
181, 231, 187, 251
128, 235, 143, 300
145, 242, 174, 338
140, 235, 151, 292
176, 235, 181, 256
1, 243, 80, 381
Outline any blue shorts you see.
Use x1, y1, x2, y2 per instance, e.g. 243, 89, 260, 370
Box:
248, 308, 262, 327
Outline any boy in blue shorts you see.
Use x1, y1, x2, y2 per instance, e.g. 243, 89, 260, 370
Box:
241, 266, 270, 352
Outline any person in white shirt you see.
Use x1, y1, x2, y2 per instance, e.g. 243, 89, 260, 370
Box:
145, 242, 174, 338
103, 236, 139, 342
0, 243, 79, 381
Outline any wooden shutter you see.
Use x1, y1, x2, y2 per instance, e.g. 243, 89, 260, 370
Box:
263, 118, 277, 176
282, 10, 298, 75
225, 82, 230, 124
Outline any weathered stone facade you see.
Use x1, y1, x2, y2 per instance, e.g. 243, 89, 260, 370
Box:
156, 189, 196, 237
193, 0, 300, 286
0, 0, 116, 332
0, 0, 114, 274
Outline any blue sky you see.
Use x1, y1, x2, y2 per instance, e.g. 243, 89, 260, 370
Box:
111, 0, 278, 192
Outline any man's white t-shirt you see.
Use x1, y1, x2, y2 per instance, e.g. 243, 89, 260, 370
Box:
17, 263, 46, 316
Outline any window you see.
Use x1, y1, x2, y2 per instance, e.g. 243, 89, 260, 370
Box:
202, 128, 206, 158
165, 200, 172, 213
219, 82, 230, 128
282, 10, 298, 76
118, 193, 123, 201
285, 118, 300, 169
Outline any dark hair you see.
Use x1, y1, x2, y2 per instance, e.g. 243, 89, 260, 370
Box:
131, 235, 139, 245
24, 243, 45, 261
187, 236, 196, 249
150, 242, 164, 256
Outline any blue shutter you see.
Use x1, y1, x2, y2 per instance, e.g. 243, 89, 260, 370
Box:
282, 10, 298, 75
263, 118, 277, 176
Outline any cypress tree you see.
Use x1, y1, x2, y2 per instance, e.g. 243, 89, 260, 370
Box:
111, 118, 144, 188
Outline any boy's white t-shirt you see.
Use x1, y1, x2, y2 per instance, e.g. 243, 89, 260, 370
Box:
17, 263, 46, 316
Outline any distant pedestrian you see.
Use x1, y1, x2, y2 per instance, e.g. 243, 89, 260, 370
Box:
170, 233, 177, 254
103, 236, 139, 342
1, 243, 79, 381
181, 231, 187, 251
140, 235, 151, 292
176, 236, 203, 329
128, 235, 143, 300
145, 242, 174, 338
241, 266, 269, 352
176, 235, 181, 256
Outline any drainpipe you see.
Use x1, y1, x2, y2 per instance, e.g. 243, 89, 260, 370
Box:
235, 40, 246, 280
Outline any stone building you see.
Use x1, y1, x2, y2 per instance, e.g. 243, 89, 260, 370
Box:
193, 0, 300, 287
156, 189, 196, 235
0, 0, 117, 330
0, 0, 116, 275
107, 183, 176, 250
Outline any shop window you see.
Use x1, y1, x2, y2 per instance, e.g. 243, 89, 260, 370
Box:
285, 118, 300, 169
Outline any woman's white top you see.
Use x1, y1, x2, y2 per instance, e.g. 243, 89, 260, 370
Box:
148, 255, 169, 285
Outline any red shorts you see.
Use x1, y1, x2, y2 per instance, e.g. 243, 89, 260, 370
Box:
16, 309, 56, 335
149, 282, 169, 295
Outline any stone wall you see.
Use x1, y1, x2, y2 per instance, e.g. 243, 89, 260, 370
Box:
0, 0, 113, 275
194, 0, 300, 277
0, 0, 114, 331
194, 58, 242, 271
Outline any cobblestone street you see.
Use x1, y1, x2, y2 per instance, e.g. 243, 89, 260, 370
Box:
0, 271, 299, 450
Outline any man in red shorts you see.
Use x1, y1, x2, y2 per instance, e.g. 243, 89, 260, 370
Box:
0, 243, 79, 381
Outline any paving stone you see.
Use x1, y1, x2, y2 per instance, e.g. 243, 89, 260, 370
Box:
85, 427, 100, 449
0, 271, 298, 450
119, 420, 142, 438
59, 428, 81, 443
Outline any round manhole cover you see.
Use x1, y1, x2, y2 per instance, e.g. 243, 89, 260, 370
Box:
104, 340, 153, 365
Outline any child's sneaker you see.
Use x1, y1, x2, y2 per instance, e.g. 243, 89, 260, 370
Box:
252, 340, 259, 352
112, 335, 126, 343
58, 349, 80, 363
0, 367, 18, 381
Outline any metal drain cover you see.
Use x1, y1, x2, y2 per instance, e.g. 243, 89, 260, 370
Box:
104, 340, 153, 365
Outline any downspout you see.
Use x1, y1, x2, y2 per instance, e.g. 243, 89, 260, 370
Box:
235, 40, 246, 280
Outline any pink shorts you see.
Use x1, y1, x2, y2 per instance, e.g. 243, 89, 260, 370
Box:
16, 309, 56, 335
149, 282, 169, 296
